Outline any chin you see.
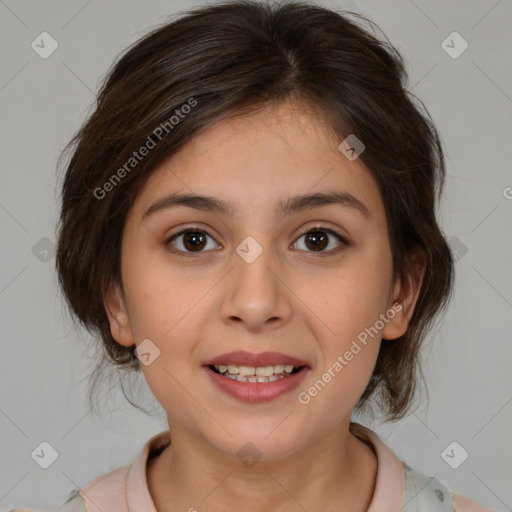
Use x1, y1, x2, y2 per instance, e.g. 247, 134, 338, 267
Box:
205, 423, 305, 463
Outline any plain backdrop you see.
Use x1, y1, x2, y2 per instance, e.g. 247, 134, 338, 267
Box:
1, 0, 511, 510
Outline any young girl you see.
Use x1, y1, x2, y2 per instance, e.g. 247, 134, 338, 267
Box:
13, 1, 493, 510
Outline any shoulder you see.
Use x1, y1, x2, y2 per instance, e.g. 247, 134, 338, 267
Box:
9, 431, 169, 512
8, 490, 87, 512
403, 464, 494, 512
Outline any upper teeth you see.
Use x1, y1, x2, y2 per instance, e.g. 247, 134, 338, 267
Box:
214, 364, 295, 376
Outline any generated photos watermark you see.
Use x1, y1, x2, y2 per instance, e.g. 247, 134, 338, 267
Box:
297, 302, 403, 405
93, 97, 198, 200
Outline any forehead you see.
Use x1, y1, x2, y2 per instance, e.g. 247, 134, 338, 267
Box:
130, 100, 384, 221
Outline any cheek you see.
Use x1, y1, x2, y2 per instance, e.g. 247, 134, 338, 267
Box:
298, 348, 377, 429
123, 271, 208, 418
120, 253, 213, 396
122, 248, 210, 340
296, 263, 389, 417
296, 242, 392, 411
303, 249, 392, 346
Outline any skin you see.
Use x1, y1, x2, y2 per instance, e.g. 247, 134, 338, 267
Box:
104, 99, 425, 512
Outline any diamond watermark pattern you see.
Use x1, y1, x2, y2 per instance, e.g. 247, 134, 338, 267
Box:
441, 32, 468, 59
236, 236, 263, 263
31, 441, 59, 469
32, 236, 56, 263
441, 441, 469, 469
31, 32, 59, 59
135, 338, 161, 366
447, 236, 468, 262
338, 134, 365, 161
236, 442, 262, 468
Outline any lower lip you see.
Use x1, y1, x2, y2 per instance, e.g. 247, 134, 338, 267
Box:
203, 366, 310, 403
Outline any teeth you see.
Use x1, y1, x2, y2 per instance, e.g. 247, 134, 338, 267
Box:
213, 363, 298, 377
227, 364, 239, 374
256, 366, 274, 377
273, 364, 284, 374
239, 365, 256, 376
220, 372, 288, 383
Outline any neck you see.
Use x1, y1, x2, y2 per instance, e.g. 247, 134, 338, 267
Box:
147, 421, 377, 512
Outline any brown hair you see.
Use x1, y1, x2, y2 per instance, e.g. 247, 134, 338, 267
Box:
56, 0, 454, 421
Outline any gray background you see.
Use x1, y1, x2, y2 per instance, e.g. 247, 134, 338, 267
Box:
1, 0, 511, 510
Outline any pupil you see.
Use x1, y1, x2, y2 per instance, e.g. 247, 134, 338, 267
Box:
184, 232, 206, 251
306, 231, 327, 251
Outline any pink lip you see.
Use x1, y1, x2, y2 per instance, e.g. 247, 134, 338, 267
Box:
203, 365, 310, 403
203, 350, 310, 368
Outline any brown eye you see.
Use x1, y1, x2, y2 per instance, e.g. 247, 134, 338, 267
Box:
304, 231, 329, 251
292, 227, 347, 254
166, 228, 219, 254
182, 231, 207, 251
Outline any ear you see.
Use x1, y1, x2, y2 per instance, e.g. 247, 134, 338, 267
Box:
103, 283, 135, 347
382, 248, 427, 341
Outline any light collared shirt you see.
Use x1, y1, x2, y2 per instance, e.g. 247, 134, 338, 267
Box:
12, 423, 493, 511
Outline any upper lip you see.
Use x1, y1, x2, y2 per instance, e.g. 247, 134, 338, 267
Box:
204, 350, 310, 368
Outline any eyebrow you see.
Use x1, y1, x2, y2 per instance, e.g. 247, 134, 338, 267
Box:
143, 191, 371, 220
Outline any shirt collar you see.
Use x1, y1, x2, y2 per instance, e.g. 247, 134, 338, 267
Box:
349, 422, 405, 511
81, 422, 405, 511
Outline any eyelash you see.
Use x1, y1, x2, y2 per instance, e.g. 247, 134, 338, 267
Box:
164, 225, 348, 257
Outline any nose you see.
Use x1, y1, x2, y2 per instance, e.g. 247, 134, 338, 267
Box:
219, 242, 293, 333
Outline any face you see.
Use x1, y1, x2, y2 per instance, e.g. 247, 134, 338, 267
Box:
105, 99, 417, 461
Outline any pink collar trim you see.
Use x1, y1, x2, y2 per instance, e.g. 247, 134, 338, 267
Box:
349, 423, 405, 511
80, 423, 405, 511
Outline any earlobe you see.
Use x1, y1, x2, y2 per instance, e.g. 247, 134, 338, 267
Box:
103, 283, 135, 347
382, 249, 427, 341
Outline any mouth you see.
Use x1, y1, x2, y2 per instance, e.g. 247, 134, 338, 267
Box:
206, 363, 305, 383
202, 350, 311, 401
203, 362, 310, 402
